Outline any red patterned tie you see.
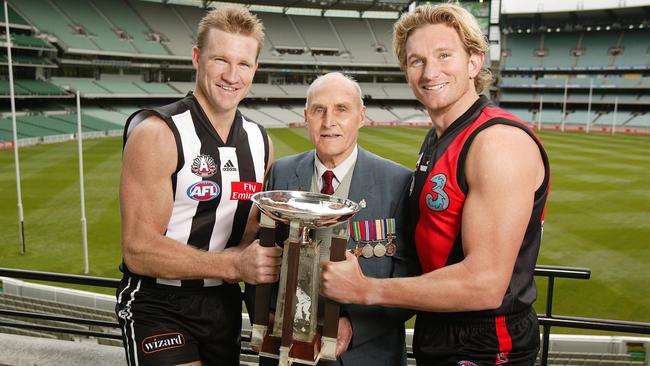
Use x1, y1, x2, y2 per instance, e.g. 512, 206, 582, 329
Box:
321, 170, 335, 195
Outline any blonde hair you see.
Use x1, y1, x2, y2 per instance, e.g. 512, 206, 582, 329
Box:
196, 5, 265, 56
393, 3, 492, 93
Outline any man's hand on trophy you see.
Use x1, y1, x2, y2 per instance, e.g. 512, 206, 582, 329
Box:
320, 251, 368, 304
336, 316, 353, 356
227, 239, 282, 284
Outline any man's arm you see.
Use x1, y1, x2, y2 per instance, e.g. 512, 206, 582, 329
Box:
321, 125, 545, 312
120, 116, 281, 284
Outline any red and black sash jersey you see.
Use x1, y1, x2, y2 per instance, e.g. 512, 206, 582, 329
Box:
409, 96, 550, 316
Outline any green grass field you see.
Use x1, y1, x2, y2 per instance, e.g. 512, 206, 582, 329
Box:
1, 128, 649, 329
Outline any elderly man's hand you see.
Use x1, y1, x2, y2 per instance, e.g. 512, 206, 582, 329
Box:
320, 251, 368, 304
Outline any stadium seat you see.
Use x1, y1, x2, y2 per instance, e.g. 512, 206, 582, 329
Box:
14, 80, 66, 96
500, 76, 537, 87
90, 0, 169, 56
615, 30, 650, 67
508, 108, 536, 123
10, 0, 99, 51
367, 18, 399, 65
50, 77, 111, 95
0, 80, 31, 95
0, 33, 56, 50
542, 33, 579, 69
51, 0, 136, 54
500, 91, 536, 103
503, 33, 542, 69
1, 2, 30, 26
576, 31, 619, 68
132, 82, 182, 96
331, 17, 385, 64
128, 0, 194, 56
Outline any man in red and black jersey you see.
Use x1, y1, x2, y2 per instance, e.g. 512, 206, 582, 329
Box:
321, 4, 549, 365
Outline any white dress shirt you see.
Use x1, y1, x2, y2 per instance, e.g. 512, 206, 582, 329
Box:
314, 145, 358, 193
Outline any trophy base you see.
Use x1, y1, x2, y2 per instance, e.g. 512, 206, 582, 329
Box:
260, 332, 322, 365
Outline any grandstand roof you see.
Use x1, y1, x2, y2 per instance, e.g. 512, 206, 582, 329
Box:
502, 5, 650, 31
203, 0, 410, 13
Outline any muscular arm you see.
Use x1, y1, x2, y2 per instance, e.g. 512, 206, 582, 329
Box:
322, 125, 545, 312
120, 117, 281, 284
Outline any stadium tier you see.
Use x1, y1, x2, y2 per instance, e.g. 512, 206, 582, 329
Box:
4, 0, 401, 65
0, 54, 56, 68
502, 33, 542, 68
616, 30, 650, 68
502, 29, 649, 70
542, 32, 580, 68
0, 111, 122, 140
128, 0, 195, 56
498, 73, 649, 128
1, 0, 649, 134
0, 2, 29, 27
0, 33, 56, 51
0, 80, 65, 96
9, 0, 100, 52
46, 77, 184, 98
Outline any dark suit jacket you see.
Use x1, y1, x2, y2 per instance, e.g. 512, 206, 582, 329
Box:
246, 147, 420, 366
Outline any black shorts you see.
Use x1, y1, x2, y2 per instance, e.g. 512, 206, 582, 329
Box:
413, 307, 539, 366
115, 277, 242, 366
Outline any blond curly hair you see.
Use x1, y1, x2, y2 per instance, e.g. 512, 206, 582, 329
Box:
393, 3, 492, 93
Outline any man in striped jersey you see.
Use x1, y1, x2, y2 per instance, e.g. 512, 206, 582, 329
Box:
116, 5, 281, 366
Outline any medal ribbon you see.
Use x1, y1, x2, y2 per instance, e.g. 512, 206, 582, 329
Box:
363, 220, 370, 241
387, 218, 395, 236
349, 221, 361, 242
350, 219, 396, 242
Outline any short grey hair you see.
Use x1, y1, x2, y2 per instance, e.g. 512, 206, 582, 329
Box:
305, 72, 364, 107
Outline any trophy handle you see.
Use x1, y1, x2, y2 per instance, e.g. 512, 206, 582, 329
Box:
320, 233, 348, 361
279, 221, 304, 364
251, 214, 276, 348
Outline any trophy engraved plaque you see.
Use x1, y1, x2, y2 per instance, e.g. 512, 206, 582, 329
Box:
251, 190, 362, 366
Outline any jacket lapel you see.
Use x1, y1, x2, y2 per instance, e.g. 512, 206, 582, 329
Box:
288, 150, 315, 192
348, 147, 375, 218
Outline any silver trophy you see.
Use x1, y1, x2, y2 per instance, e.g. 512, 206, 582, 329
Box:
251, 190, 362, 366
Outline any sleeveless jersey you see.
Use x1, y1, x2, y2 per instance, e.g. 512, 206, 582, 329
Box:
409, 96, 550, 316
122, 93, 269, 287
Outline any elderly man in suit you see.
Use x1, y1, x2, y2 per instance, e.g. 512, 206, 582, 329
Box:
247, 72, 419, 366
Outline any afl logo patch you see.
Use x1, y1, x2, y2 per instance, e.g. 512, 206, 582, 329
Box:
191, 154, 217, 177
187, 181, 220, 201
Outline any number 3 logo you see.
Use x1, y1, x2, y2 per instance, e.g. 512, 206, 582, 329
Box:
426, 173, 449, 211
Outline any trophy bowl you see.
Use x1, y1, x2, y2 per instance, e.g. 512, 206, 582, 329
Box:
251, 190, 361, 228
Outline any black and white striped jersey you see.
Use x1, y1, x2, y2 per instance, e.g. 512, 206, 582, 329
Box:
122, 93, 269, 287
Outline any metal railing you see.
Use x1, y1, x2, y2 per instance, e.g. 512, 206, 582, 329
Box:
533, 265, 650, 365
1, 266, 650, 365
